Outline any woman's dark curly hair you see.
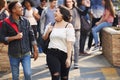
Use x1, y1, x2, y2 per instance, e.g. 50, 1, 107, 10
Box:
22, 0, 34, 7
58, 5, 71, 22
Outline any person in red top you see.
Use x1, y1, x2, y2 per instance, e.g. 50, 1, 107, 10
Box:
92, 0, 115, 51
0, 0, 9, 21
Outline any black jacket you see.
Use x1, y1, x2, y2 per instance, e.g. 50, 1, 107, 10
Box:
0, 16, 37, 58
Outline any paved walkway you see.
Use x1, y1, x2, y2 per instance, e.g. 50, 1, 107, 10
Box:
1, 34, 120, 80
0, 1, 120, 80
1, 36, 120, 80
1, 52, 120, 80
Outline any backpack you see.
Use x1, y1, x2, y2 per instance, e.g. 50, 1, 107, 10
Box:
80, 15, 91, 32
0, 20, 3, 29
40, 22, 55, 54
112, 14, 118, 26
0, 18, 19, 33
0, 18, 19, 44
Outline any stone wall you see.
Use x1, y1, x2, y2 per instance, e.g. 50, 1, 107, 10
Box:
0, 43, 10, 71
102, 27, 120, 66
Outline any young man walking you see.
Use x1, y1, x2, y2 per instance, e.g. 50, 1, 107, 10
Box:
0, 1, 38, 80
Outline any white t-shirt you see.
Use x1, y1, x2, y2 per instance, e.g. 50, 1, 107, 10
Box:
24, 7, 38, 25
44, 23, 75, 53
91, 5, 104, 18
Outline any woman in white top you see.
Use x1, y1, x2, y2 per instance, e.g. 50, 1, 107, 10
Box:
42, 5, 75, 80
22, 0, 40, 39
22, 0, 40, 56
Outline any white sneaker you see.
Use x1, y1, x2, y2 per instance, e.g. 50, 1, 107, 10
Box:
92, 51, 102, 55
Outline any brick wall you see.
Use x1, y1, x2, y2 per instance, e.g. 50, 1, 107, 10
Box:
102, 27, 120, 67
0, 43, 10, 72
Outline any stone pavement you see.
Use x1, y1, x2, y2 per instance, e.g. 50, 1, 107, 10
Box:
1, 35, 120, 80
1, 52, 120, 80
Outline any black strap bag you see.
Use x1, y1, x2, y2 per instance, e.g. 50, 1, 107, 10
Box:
80, 15, 91, 32
41, 22, 55, 54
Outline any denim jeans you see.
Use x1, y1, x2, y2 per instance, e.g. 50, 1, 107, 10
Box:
74, 31, 80, 65
92, 22, 112, 45
9, 54, 31, 80
87, 18, 101, 49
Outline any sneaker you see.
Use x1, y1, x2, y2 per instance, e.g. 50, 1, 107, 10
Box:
99, 46, 102, 51
85, 47, 93, 53
79, 52, 91, 56
92, 45, 100, 51
92, 43, 95, 46
86, 47, 90, 52
91, 50, 103, 55
74, 63, 79, 69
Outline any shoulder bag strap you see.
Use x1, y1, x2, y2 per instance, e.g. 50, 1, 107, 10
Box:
65, 23, 69, 28
49, 22, 55, 35
4, 18, 19, 33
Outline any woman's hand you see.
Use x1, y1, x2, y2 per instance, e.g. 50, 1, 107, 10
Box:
65, 58, 71, 68
47, 25, 53, 34
95, 22, 100, 26
95, 22, 99, 26
42, 24, 53, 40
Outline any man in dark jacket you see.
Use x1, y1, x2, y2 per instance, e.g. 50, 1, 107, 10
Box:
0, 1, 38, 80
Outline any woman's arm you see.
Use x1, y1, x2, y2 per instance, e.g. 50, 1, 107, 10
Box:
65, 24, 75, 68
96, 16, 104, 25
42, 24, 53, 40
96, 10, 110, 25
101, 10, 110, 22
66, 40, 73, 68
33, 11, 40, 21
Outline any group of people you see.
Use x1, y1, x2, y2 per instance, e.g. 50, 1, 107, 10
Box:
0, 0, 116, 80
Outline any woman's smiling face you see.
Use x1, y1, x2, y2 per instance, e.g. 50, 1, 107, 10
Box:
54, 8, 63, 22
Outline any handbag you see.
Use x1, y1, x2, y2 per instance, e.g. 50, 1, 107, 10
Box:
80, 15, 91, 32
41, 22, 55, 54
0, 18, 19, 44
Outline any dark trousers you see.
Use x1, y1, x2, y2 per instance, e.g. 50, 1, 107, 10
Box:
31, 25, 37, 39
30, 25, 37, 54
88, 18, 101, 49
47, 49, 71, 80
80, 30, 88, 53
